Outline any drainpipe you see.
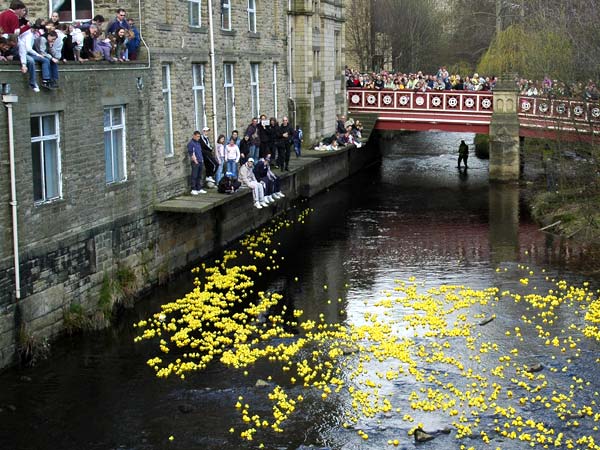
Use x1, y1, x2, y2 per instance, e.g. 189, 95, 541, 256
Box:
137, 0, 151, 69
2, 91, 20, 300
207, 0, 219, 143
287, 0, 296, 126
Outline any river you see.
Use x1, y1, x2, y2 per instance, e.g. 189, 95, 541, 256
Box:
0, 132, 599, 450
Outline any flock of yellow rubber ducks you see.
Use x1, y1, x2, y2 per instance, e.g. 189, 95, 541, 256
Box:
135, 208, 600, 449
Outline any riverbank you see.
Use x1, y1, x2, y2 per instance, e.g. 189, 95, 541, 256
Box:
0, 141, 381, 371
519, 138, 600, 246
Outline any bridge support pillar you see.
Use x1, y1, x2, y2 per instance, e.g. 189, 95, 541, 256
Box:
489, 80, 520, 182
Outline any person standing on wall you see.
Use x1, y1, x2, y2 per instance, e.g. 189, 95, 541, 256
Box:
199, 126, 218, 185
457, 140, 469, 169
188, 130, 206, 195
277, 116, 294, 171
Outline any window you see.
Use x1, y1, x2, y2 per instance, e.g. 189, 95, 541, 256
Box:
221, 0, 231, 30
31, 113, 61, 203
189, 0, 202, 27
51, 0, 93, 22
162, 64, 174, 156
223, 63, 236, 136
192, 64, 207, 131
250, 63, 260, 118
104, 106, 127, 184
272, 63, 278, 117
313, 50, 321, 77
247, 0, 256, 33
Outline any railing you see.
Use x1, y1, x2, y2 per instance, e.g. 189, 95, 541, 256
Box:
347, 89, 494, 115
347, 89, 600, 138
518, 96, 600, 123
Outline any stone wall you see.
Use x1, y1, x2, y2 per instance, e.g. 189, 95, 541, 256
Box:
0, 0, 348, 370
289, 0, 346, 144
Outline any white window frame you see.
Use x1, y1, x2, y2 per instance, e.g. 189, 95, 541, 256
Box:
162, 64, 174, 157
189, 0, 202, 27
49, 0, 95, 22
272, 63, 278, 118
221, 0, 231, 30
250, 63, 260, 118
223, 63, 236, 137
247, 0, 257, 33
104, 106, 127, 184
192, 64, 207, 131
31, 113, 62, 204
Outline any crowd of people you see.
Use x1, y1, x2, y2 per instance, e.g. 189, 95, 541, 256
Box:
0, 1, 141, 92
345, 67, 600, 102
346, 67, 497, 93
187, 116, 305, 209
517, 77, 600, 101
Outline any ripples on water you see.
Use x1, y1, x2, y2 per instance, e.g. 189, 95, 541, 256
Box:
0, 132, 599, 450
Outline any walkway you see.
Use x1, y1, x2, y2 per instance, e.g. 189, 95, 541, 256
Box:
155, 147, 363, 214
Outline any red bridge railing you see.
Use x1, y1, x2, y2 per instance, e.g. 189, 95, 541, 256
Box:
347, 88, 600, 139
348, 89, 494, 115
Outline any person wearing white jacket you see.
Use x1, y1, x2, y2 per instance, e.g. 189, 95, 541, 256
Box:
224, 136, 240, 178
238, 158, 268, 209
18, 22, 58, 91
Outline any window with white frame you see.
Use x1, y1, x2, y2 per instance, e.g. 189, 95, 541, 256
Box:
189, 0, 202, 27
250, 63, 260, 118
162, 64, 174, 156
221, 0, 231, 30
223, 63, 236, 136
272, 63, 278, 117
247, 0, 256, 33
104, 106, 127, 184
192, 64, 207, 131
31, 113, 62, 203
51, 0, 93, 22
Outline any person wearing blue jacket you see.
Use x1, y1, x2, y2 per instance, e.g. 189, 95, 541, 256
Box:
187, 131, 206, 195
126, 18, 140, 60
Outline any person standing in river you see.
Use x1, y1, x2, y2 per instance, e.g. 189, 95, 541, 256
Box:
457, 140, 469, 169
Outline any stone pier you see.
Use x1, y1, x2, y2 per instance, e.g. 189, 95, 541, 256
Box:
489, 79, 520, 182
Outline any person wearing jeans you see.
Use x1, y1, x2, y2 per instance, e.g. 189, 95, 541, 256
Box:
18, 26, 58, 91
187, 131, 206, 195
225, 136, 240, 178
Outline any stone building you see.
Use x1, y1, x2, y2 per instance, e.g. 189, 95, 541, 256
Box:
0, 0, 345, 369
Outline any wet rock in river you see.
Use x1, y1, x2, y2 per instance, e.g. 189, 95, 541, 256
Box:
526, 363, 544, 373
479, 316, 495, 326
178, 403, 195, 414
255, 379, 270, 388
414, 428, 435, 442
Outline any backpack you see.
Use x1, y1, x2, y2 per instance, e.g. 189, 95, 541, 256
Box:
217, 175, 241, 194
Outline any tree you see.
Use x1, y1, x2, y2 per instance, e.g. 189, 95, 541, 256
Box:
375, 0, 444, 73
345, 0, 374, 72
477, 25, 574, 81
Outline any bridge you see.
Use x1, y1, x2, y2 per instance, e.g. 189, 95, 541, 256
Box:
348, 89, 600, 140
347, 86, 600, 182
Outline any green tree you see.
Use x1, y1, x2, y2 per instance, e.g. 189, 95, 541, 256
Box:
477, 25, 573, 81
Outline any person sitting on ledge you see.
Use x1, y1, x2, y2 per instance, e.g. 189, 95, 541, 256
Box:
239, 158, 268, 209
254, 154, 284, 204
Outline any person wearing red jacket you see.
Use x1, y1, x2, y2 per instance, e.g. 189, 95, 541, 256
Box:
0, 1, 29, 35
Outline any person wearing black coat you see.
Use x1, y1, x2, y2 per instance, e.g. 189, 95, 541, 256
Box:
276, 116, 294, 171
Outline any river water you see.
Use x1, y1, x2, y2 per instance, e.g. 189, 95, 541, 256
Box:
1, 132, 599, 450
